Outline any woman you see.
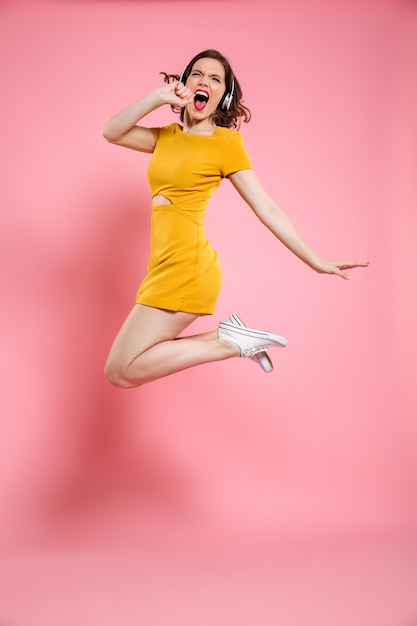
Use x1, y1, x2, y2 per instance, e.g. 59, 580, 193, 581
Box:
102, 49, 368, 388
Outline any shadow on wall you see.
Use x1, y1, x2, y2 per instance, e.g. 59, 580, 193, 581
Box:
4, 183, 196, 547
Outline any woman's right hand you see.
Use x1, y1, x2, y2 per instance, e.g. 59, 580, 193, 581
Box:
103, 81, 193, 151
159, 81, 194, 108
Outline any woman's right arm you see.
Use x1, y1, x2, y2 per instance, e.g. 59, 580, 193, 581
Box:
102, 82, 193, 153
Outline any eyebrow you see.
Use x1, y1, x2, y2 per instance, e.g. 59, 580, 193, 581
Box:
192, 68, 224, 80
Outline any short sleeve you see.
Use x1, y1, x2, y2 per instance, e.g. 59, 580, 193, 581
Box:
221, 131, 253, 177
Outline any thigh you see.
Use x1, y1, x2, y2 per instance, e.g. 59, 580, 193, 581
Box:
107, 304, 199, 366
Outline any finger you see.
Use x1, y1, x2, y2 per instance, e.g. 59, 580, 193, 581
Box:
335, 268, 351, 280
174, 81, 187, 91
323, 262, 351, 279
338, 261, 370, 270
179, 94, 194, 104
175, 94, 194, 108
176, 85, 192, 98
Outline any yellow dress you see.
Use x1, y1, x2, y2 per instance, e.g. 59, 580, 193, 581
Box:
135, 123, 253, 315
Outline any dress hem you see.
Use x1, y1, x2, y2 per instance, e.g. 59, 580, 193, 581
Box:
135, 297, 215, 316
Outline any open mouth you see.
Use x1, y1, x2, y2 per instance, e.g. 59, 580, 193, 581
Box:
194, 90, 209, 111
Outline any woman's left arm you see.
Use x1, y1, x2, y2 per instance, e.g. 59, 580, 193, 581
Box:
229, 169, 369, 280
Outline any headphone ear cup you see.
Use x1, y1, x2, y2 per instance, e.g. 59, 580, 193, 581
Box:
222, 92, 233, 111
221, 79, 235, 111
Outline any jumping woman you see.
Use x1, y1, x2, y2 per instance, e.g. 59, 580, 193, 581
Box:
102, 49, 368, 388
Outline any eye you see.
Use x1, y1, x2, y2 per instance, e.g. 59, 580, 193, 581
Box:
212, 76, 221, 83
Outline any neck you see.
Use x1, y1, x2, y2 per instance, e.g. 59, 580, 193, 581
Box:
182, 114, 216, 135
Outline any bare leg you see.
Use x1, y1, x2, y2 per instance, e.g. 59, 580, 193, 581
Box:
104, 304, 239, 388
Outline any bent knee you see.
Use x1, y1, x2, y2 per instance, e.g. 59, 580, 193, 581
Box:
104, 365, 131, 388
104, 359, 141, 389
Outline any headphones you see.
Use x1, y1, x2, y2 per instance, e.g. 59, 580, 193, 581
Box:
180, 64, 235, 111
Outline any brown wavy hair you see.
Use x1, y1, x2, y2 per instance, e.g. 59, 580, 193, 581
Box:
161, 49, 251, 130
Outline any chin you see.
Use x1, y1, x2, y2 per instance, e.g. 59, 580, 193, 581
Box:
195, 109, 215, 120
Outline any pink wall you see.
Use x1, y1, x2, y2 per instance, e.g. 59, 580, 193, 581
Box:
1, 0, 417, 554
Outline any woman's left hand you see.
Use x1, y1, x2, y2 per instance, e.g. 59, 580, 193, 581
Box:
315, 260, 370, 280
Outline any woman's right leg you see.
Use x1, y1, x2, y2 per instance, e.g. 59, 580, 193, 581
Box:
104, 304, 239, 388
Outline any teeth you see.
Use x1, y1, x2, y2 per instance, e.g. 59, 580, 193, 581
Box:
195, 90, 209, 100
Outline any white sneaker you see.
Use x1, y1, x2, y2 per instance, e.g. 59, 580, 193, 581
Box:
218, 315, 288, 358
227, 314, 274, 373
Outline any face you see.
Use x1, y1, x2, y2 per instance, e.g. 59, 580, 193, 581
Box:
184, 57, 227, 124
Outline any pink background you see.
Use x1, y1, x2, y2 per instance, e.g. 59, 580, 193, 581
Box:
1, 0, 417, 624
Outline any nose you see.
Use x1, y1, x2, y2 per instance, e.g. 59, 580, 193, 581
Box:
198, 74, 208, 86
